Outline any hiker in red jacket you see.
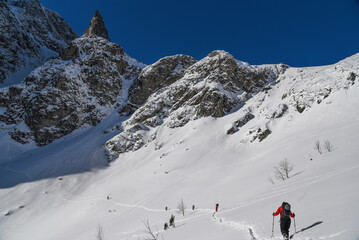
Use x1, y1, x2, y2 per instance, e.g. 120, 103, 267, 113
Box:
273, 202, 295, 240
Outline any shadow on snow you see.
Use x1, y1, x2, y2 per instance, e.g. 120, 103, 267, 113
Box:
0, 113, 126, 188
290, 221, 323, 239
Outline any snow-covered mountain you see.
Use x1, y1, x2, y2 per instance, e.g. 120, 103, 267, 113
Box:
0, 4, 359, 240
0, 0, 78, 86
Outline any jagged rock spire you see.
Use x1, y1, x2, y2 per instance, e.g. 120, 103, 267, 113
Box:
83, 10, 109, 41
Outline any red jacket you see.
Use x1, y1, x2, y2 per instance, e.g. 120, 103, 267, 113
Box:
273, 206, 295, 218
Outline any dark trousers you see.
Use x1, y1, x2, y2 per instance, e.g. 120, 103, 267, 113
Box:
280, 217, 291, 239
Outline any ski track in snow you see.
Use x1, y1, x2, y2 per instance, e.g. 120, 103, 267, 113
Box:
212, 212, 259, 240
2, 163, 357, 240
2, 156, 359, 239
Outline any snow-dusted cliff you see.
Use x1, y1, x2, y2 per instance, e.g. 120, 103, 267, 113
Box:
0, 11, 144, 146
0, 0, 78, 85
105, 52, 359, 160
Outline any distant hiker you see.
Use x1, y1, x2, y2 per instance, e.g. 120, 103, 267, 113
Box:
273, 202, 295, 240
192, 205, 195, 210
164, 222, 169, 230
215, 203, 219, 212
169, 214, 175, 228
165, 206, 168, 211
106, 194, 111, 200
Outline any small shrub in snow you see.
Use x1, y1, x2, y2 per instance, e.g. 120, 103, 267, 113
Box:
96, 224, 105, 240
323, 140, 334, 152
177, 199, 186, 216
274, 159, 294, 181
314, 140, 322, 154
142, 220, 161, 240
315, 140, 334, 154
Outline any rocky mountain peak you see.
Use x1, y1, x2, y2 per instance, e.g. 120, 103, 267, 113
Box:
83, 10, 110, 41
0, 36, 145, 146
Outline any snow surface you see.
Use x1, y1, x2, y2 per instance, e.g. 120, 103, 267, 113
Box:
1, 55, 359, 240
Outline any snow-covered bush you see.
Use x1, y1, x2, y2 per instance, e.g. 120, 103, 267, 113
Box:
177, 199, 186, 216
314, 140, 323, 154
274, 159, 294, 181
323, 140, 334, 152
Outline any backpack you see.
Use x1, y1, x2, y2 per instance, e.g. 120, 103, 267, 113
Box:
281, 202, 291, 219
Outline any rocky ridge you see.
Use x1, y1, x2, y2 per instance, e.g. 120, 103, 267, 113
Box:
105, 51, 288, 160
104, 52, 359, 161
0, 0, 78, 84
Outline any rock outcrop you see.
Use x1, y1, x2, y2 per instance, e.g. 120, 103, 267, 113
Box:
128, 55, 197, 106
83, 10, 110, 41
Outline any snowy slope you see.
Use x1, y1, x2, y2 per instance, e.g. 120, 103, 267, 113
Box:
0, 54, 359, 240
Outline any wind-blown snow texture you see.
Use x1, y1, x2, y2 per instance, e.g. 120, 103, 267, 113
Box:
0, 51, 359, 240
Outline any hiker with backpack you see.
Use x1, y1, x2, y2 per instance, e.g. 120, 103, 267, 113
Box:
273, 202, 295, 240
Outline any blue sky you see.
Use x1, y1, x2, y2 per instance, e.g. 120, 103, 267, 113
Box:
41, 0, 359, 67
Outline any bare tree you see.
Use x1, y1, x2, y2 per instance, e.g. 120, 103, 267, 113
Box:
96, 224, 105, 240
314, 140, 322, 154
323, 140, 334, 152
177, 199, 186, 216
274, 159, 294, 180
274, 166, 286, 181
142, 220, 161, 240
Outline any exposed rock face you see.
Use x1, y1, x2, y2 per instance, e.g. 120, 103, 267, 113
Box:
105, 51, 287, 160
227, 113, 255, 135
83, 10, 110, 41
0, 35, 144, 146
128, 51, 285, 128
0, 0, 78, 83
128, 55, 197, 105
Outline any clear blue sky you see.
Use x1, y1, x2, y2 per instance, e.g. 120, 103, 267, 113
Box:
40, 0, 359, 67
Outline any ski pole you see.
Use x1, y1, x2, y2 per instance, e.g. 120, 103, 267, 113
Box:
294, 217, 297, 233
271, 215, 274, 237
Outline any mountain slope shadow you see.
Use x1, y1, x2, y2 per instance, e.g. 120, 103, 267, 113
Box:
290, 221, 323, 239
0, 112, 125, 188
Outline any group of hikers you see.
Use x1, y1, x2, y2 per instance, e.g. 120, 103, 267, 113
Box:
165, 203, 220, 212
166, 202, 295, 239
108, 193, 294, 239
